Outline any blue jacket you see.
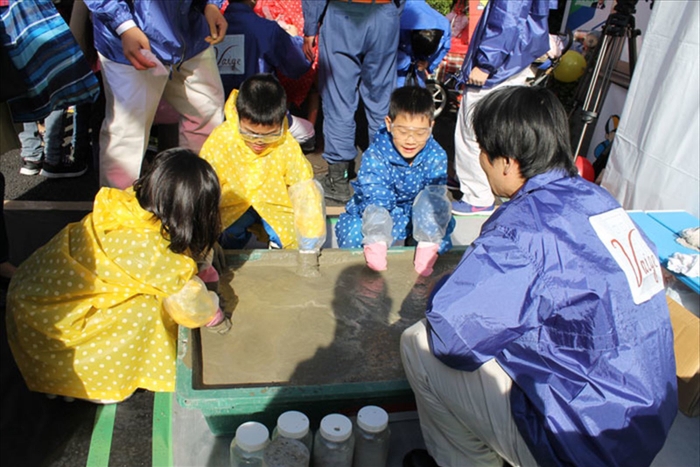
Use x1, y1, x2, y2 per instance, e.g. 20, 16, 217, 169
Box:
426, 170, 677, 466
218, 3, 311, 95
397, 0, 451, 87
462, 0, 555, 88
85, 0, 223, 66
338, 128, 454, 251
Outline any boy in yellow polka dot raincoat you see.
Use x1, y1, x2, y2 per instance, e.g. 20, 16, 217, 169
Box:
200, 73, 326, 250
6, 150, 225, 403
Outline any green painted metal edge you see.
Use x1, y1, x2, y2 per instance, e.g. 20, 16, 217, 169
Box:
152, 392, 173, 467
86, 403, 117, 467
176, 324, 413, 413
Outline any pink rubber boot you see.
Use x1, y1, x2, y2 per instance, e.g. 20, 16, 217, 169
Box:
414, 242, 439, 276
363, 242, 388, 271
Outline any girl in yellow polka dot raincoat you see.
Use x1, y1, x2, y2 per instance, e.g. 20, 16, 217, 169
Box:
200, 74, 326, 250
6, 149, 224, 403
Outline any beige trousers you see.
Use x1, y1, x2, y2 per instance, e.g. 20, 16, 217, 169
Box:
98, 47, 224, 188
400, 320, 539, 467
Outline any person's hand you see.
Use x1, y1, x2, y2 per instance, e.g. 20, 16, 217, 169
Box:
303, 36, 316, 62
204, 3, 227, 45
416, 60, 429, 72
467, 67, 489, 86
364, 242, 388, 272
120, 27, 155, 70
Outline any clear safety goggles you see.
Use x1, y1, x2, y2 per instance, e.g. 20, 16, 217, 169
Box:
238, 124, 284, 144
391, 124, 432, 141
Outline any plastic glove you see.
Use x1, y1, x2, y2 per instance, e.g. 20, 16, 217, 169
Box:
162, 276, 219, 328
414, 241, 440, 276
289, 179, 327, 251
197, 264, 219, 283
412, 186, 452, 244
362, 205, 393, 245
364, 242, 388, 272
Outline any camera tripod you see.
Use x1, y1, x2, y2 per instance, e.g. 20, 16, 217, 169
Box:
570, 0, 643, 166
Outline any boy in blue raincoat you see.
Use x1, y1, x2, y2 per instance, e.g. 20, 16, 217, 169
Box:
336, 86, 455, 276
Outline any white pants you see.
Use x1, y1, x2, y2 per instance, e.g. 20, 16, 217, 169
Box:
288, 115, 315, 145
454, 68, 533, 207
400, 320, 538, 467
98, 47, 225, 188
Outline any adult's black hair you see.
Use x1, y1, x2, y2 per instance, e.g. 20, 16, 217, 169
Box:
236, 73, 287, 126
389, 86, 435, 122
471, 86, 577, 179
134, 148, 222, 260
410, 29, 444, 60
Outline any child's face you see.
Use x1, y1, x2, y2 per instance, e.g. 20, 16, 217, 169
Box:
238, 118, 284, 154
385, 113, 433, 160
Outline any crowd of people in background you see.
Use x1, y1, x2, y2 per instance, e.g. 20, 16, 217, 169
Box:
0, 1, 681, 467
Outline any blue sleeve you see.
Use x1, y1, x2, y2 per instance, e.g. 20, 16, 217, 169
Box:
356, 149, 397, 212
302, 0, 325, 37
425, 140, 448, 185
265, 27, 312, 79
426, 228, 539, 371
473, 0, 532, 73
84, 0, 134, 33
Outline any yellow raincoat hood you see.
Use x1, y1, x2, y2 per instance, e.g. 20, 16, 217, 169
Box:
6, 187, 197, 401
200, 90, 317, 248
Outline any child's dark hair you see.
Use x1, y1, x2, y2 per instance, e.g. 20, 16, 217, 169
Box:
134, 148, 222, 260
388, 86, 435, 122
410, 29, 444, 60
236, 73, 287, 126
471, 86, 577, 179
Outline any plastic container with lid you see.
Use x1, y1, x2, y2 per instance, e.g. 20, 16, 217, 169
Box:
263, 437, 310, 467
352, 405, 391, 467
229, 421, 269, 467
312, 413, 355, 467
271, 410, 313, 454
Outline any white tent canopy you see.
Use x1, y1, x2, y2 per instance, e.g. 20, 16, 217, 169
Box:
602, 0, 700, 218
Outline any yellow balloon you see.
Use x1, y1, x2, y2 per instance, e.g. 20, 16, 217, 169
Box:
554, 50, 587, 83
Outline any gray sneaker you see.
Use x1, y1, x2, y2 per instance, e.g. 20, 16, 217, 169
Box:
20, 158, 42, 176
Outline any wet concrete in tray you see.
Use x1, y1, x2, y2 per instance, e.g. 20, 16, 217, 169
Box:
198, 249, 464, 388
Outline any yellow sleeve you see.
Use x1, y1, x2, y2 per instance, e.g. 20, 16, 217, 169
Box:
284, 143, 314, 188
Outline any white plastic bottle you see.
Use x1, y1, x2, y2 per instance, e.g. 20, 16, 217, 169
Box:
352, 405, 391, 467
312, 413, 355, 467
271, 410, 313, 455
229, 421, 269, 467
263, 437, 310, 467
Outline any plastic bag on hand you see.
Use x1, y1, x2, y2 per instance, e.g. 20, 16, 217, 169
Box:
412, 185, 452, 244
362, 205, 393, 245
289, 179, 327, 251
162, 276, 219, 328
